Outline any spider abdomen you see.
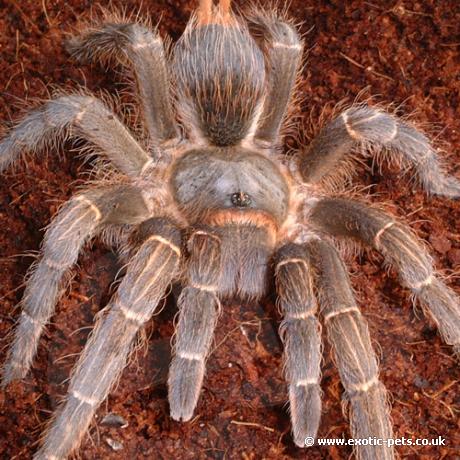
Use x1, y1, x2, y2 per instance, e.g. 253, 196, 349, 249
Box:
174, 22, 265, 146
170, 147, 290, 225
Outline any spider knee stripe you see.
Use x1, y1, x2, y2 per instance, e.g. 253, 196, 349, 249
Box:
349, 111, 382, 125
140, 158, 155, 175
387, 121, 399, 141
118, 303, 149, 325
73, 99, 95, 123
132, 36, 162, 50
43, 257, 68, 270
323, 306, 360, 323
275, 257, 308, 270
341, 111, 361, 140
272, 42, 303, 50
177, 351, 205, 361
295, 378, 318, 387
186, 286, 222, 313
286, 311, 315, 320
188, 285, 222, 312
71, 390, 97, 407
75, 108, 87, 123
190, 230, 221, 243
342, 110, 399, 142
145, 234, 181, 257
189, 283, 219, 296
348, 376, 379, 394
409, 274, 434, 291
374, 221, 395, 249
74, 195, 102, 221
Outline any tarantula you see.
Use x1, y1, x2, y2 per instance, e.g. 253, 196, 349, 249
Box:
1, 0, 459, 459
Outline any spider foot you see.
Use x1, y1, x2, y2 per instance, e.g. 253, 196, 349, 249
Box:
289, 384, 321, 447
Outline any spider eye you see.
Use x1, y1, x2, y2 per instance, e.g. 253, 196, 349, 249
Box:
231, 191, 252, 208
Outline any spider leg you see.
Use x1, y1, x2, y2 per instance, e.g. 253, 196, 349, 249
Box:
1, 186, 150, 386
247, 9, 303, 147
218, 224, 273, 299
275, 243, 322, 447
34, 218, 181, 460
67, 20, 179, 149
0, 95, 151, 176
310, 197, 460, 356
308, 238, 394, 460
299, 106, 460, 197
168, 227, 222, 421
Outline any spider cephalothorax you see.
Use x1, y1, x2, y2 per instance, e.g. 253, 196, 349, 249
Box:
1, 1, 459, 459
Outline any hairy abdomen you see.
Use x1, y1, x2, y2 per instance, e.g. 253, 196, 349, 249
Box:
173, 22, 265, 146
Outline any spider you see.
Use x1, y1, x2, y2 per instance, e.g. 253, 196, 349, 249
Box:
1, 0, 459, 459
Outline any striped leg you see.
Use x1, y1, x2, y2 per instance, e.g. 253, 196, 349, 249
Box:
308, 238, 394, 460
247, 9, 303, 146
68, 21, 179, 148
310, 198, 460, 356
34, 218, 181, 460
218, 224, 274, 300
275, 243, 322, 447
0, 95, 151, 176
1, 186, 150, 386
299, 106, 460, 197
168, 228, 222, 421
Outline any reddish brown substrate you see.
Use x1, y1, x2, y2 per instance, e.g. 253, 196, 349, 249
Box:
0, 1, 459, 459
